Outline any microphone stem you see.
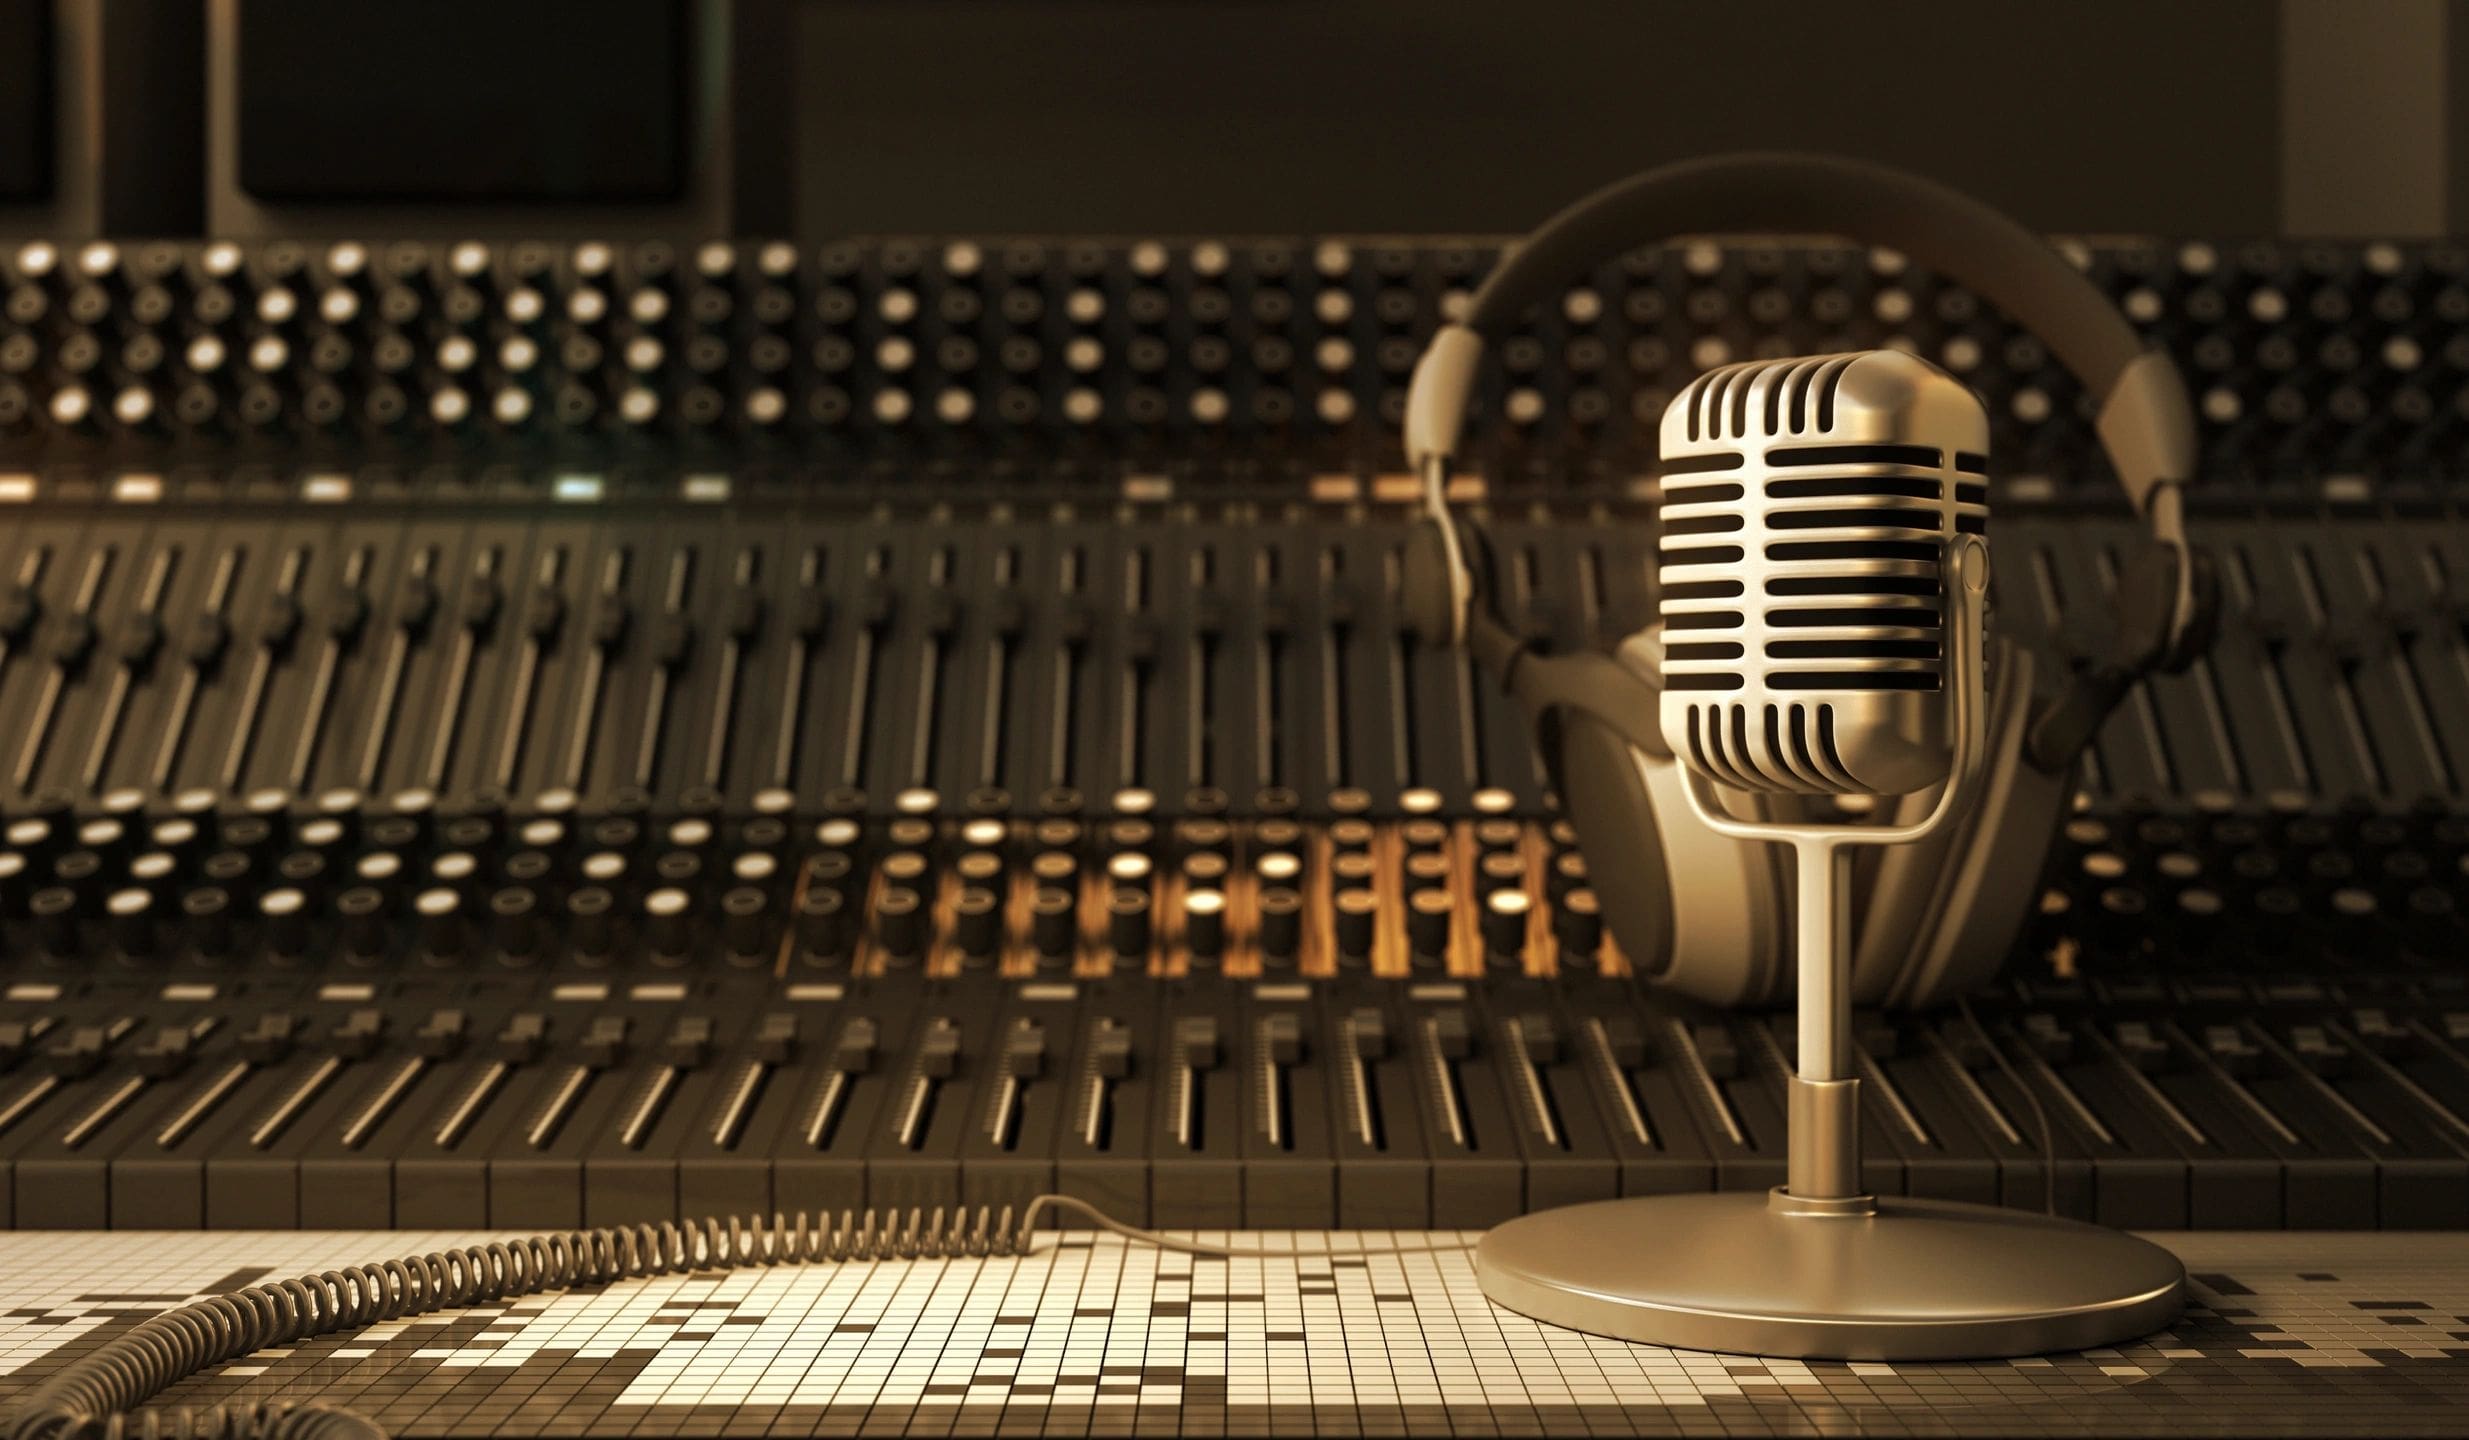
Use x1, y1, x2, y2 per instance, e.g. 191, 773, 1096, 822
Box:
1793, 839, 1853, 1082
1788, 837, 1864, 1201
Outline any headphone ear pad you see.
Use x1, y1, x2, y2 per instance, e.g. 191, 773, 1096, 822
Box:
1849, 640, 2065, 1009
1553, 710, 1675, 979
1546, 628, 1787, 1005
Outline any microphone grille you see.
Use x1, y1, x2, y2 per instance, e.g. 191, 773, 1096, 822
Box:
1655, 350, 1989, 793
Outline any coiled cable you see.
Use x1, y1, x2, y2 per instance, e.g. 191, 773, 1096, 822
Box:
4, 1196, 1476, 1440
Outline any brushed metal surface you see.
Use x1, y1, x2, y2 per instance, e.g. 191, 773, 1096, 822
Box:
1478, 1189, 2187, 1361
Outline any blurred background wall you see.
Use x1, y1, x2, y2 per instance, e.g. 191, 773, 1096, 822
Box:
0, 0, 2457, 238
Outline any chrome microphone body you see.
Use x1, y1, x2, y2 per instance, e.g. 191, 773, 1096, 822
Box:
1656, 349, 1989, 798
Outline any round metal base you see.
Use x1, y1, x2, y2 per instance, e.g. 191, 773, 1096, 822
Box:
1477, 1190, 2185, 1361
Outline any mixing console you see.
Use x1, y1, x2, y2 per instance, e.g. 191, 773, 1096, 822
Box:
0, 501, 2458, 1235
0, 238, 2463, 1254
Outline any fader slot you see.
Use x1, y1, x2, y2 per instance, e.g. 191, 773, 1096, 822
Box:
1326, 996, 1428, 1228
901, 546, 957, 793
73, 540, 182, 794
969, 545, 1021, 794
485, 542, 571, 795
762, 547, 827, 797
2225, 539, 2373, 802
832, 545, 892, 791
2378, 537, 2469, 788
674, 1009, 805, 1218
1406, 991, 1525, 1226
695, 546, 764, 795
1111, 545, 1153, 794
420, 542, 510, 792
2284, 540, 2407, 798
278, 541, 370, 793
1149, 1006, 1241, 1227
143, 545, 244, 793
348, 540, 440, 794
583, 1010, 734, 1226
556, 547, 630, 798
391, 1011, 555, 1228
1054, 997, 1153, 1224
0, 542, 58, 792
11, 543, 114, 793
2322, 541, 2457, 800
628, 547, 696, 793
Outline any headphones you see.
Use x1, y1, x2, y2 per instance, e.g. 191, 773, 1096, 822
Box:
1400, 152, 2219, 1009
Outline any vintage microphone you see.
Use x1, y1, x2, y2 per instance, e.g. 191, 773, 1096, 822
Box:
1473, 351, 2187, 1360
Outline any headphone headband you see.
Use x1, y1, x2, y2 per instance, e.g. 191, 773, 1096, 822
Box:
1406, 151, 2196, 519
1403, 150, 2209, 694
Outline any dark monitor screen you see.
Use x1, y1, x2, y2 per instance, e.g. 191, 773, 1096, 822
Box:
236, 0, 687, 204
0, 0, 52, 201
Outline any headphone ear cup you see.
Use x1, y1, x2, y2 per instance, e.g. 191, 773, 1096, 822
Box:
1399, 516, 1464, 650
1551, 633, 1788, 1005
1553, 709, 1675, 982
1850, 640, 2064, 1009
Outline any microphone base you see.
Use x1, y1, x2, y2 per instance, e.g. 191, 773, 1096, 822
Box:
1477, 1188, 2184, 1361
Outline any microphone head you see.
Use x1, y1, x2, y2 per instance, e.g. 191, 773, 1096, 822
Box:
1656, 349, 1989, 797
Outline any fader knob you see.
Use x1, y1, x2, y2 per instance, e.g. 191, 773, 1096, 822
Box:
495, 1014, 549, 1065
106, 888, 157, 958
1481, 888, 1530, 965
1107, 887, 1152, 964
664, 1015, 716, 1068
1350, 1008, 1389, 1060
1031, 887, 1077, 965
1174, 1016, 1221, 1069
954, 888, 1002, 966
415, 1010, 469, 1059
1334, 889, 1377, 962
831, 1019, 878, 1073
1554, 888, 1604, 960
875, 888, 925, 963
1183, 888, 1227, 966
1262, 1013, 1304, 1066
918, 1018, 962, 1078
332, 1009, 386, 1060
1003, 1020, 1047, 1078
753, 1014, 800, 1063
490, 887, 542, 959
568, 887, 616, 961
644, 888, 693, 963
582, 1016, 631, 1068
416, 888, 466, 960
45, 1027, 108, 1079
722, 887, 770, 961
1257, 887, 1302, 967
181, 887, 234, 959
1091, 1019, 1133, 1078
261, 887, 311, 959
795, 887, 850, 961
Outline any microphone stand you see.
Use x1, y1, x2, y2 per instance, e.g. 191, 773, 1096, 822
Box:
1475, 536, 2186, 1360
